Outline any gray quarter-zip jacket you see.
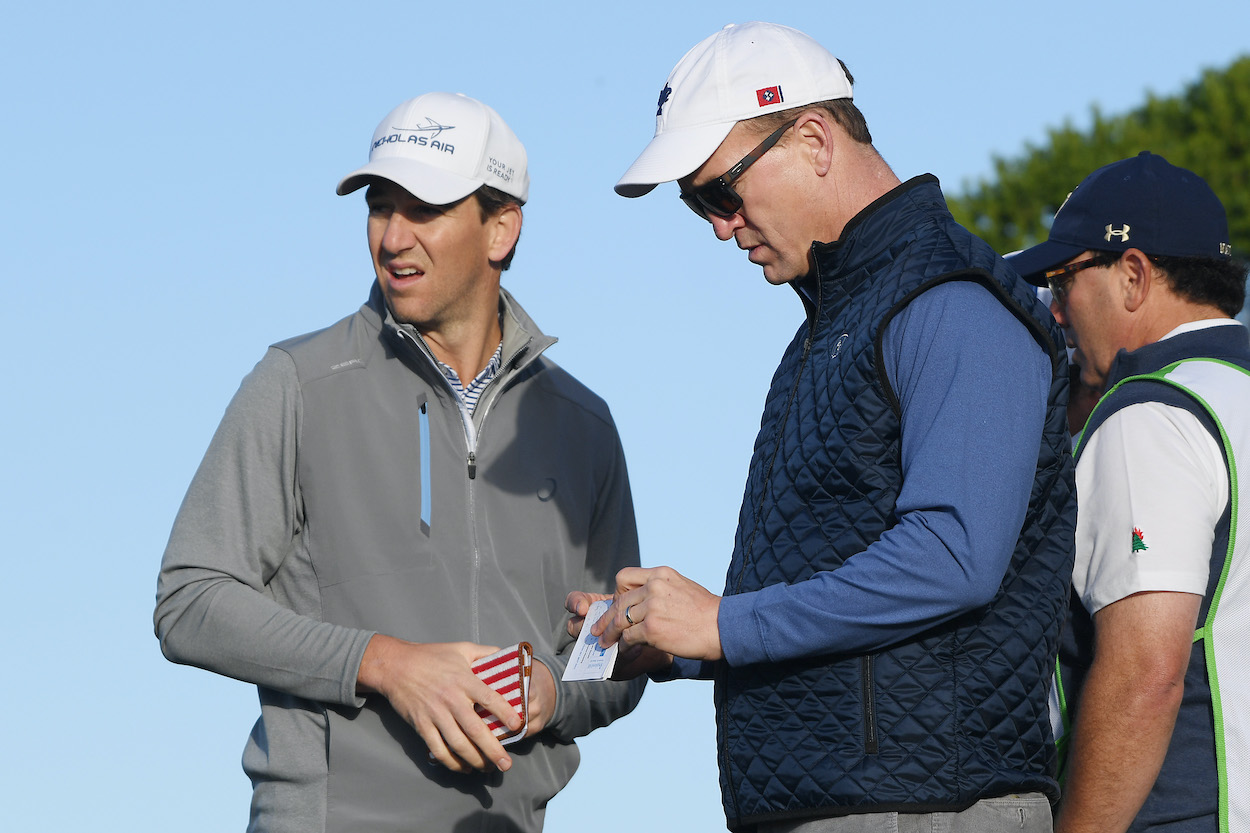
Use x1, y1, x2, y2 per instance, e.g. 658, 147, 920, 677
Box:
155, 284, 644, 832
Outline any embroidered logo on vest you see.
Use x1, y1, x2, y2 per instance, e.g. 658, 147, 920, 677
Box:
1132, 527, 1149, 552
832, 333, 851, 358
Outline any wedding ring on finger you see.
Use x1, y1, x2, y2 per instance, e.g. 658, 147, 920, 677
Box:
624, 604, 638, 626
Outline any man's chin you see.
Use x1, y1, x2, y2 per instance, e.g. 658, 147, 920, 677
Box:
754, 257, 797, 285
761, 264, 806, 285
1077, 365, 1105, 392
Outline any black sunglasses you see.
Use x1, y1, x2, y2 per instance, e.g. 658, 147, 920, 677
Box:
679, 119, 798, 221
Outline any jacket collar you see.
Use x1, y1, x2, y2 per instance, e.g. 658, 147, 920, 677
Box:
364, 282, 558, 377
1106, 320, 1250, 387
792, 174, 946, 314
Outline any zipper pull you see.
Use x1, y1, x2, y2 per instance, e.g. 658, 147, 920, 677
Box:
467, 451, 477, 480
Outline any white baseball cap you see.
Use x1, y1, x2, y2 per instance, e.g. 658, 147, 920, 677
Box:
615, 22, 853, 197
337, 92, 529, 205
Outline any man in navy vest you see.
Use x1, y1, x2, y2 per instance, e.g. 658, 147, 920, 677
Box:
1009, 153, 1249, 833
568, 21, 1076, 833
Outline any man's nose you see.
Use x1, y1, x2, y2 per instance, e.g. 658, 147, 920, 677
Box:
710, 212, 742, 242
1049, 296, 1068, 328
380, 211, 419, 255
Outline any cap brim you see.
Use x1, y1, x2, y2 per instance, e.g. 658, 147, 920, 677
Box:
615, 121, 737, 197
336, 157, 481, 205
1005, 239, 1087, 286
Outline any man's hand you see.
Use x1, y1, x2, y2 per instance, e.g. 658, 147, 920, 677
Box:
590, 566, 723, 661
565, 590, 675, 679
565, 591, 613, 638
355, 635, 522, 773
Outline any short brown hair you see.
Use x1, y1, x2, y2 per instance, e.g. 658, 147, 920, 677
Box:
1092, 250, 1247, 317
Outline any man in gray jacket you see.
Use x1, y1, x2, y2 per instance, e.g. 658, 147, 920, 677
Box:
155, 92, 644, 833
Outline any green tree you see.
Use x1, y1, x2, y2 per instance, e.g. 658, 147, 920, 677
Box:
950, 56, 1250, 265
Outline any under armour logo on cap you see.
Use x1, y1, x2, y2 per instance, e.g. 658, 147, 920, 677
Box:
1104, 224, 1131, 242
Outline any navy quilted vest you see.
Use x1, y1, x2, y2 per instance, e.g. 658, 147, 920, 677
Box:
716, 176, 1076, 829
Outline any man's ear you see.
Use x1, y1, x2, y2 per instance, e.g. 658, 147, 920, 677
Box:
488, 203, 523, 264
792, 111, 836, 177
1119, 248, 1153, 313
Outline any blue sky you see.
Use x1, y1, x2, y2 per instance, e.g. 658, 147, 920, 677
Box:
3, 2, 1246, 830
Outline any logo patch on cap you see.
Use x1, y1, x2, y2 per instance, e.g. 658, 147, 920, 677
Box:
373, 118, 457, 155
656, 84, 672, 116
1105, 224, 1131, 243
756, 85, 784, 107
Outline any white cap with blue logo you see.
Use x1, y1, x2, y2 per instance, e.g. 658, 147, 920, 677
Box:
337, 92, 529, 205
615, 22, 853, 198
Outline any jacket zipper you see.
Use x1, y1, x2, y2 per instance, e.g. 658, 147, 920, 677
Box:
396, 328, 529, 480
395, 325, 540, 641
453, 402, 479, 480
396, 327, 485, 638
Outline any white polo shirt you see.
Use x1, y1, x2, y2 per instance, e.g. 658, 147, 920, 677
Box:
1073, 320, 1240, 615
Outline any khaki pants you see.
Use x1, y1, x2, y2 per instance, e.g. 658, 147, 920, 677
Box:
757, 794, 1052, 833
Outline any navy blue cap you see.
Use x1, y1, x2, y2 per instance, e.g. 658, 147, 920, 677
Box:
1008, 151, 1231, 285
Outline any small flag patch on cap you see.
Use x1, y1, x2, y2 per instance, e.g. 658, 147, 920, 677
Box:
756, 85, 784, 107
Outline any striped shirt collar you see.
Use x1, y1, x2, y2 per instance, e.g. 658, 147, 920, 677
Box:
438, 341, 504, 416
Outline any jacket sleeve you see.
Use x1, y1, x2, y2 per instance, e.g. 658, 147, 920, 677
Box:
539, 413, 646, 741
153, 348, 373, 707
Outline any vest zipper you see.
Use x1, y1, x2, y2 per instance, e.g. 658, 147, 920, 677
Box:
734, 330, 815, 593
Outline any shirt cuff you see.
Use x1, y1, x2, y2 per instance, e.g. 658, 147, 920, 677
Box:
718, 587, 775, 666
653, 656, 716, 681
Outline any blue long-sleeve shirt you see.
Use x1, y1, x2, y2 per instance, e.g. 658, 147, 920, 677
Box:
672, 280, 1049, 678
